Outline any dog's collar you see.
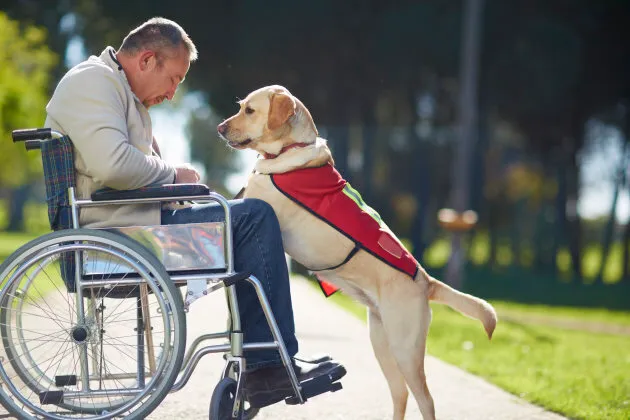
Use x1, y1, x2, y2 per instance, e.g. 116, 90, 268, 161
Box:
263, 142, 311, 159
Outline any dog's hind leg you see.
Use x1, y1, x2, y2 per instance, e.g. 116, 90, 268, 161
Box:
368, 309, 408, 420
378, 282, 436, 420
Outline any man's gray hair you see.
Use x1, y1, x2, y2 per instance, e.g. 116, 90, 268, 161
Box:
119, 17, 198, 62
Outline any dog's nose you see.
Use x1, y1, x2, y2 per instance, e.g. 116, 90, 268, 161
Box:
217, 122, 228, 136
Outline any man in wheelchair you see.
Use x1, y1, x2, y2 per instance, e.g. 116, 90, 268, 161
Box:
44, 17, 346, 409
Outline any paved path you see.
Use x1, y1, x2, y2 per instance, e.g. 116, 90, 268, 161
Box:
149, 276, 567, 420
0, 275, 567, 419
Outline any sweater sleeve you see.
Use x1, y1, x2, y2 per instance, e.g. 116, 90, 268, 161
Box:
46, 65, 176, 190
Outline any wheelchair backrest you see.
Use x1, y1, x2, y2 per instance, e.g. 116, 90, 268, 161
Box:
41, 135, 75, 231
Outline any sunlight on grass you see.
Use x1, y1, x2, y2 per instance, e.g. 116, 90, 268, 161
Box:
599, 244, 624, 284
496, 242, 514, 266
423, 237, 450, 268
491, 300, 630, 326
0, 231, 40, 260
0, 200, 50, 235
556, 249, 572, 275
470, 231, 490, 265
520, 243, 535, 267
428, 304, 630, 420
305, 278, 630, 420
417, 229, 625, 284
582, 244, 602, 281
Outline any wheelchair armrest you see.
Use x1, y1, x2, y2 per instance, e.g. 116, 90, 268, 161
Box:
91, 184, 212, 201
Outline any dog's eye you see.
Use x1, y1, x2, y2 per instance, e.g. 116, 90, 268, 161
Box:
245, 106, 255, 115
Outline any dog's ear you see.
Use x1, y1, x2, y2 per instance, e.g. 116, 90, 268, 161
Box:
267, 92, 296, 130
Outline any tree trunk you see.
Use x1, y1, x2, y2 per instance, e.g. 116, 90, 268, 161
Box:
446, 0, 485, 289
595, 155, 625, 283
327, 126, 350, 182
362, 125, 375, 204
5, 185, 30, 232
566, 154, 583, 281
564, 99, 588, 282
623, 216, 630, 282
486, 198, 500, 269
410, 131, 431, 261
510, 200, 523, 267
532, 154, 555, 272
620, 119, 629, 282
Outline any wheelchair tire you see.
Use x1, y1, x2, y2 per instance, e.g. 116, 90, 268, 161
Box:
209, 377, 243, 420
242, 404, 260, 420
225, 363, 259, 420
0, 229, 187, 419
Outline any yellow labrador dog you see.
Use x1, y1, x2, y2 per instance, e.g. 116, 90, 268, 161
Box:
217, 85, 497, 420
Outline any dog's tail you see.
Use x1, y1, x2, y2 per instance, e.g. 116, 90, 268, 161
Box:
427, 275, 497, 339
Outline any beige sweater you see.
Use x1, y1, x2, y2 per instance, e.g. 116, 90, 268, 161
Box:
45, 47, 176, 228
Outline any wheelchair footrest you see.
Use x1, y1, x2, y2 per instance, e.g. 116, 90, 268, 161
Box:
284, 374, 343, 405
293, 354, 332, 364
39, 390, 64, 405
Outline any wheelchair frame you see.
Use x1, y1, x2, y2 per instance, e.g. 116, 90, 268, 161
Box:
0, 128, 337, 420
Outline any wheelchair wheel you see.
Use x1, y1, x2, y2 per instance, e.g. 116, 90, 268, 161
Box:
0, 229, 186, 419
209, 377, 243, 420
225, 363, 259, 420
243, 406, 260, 420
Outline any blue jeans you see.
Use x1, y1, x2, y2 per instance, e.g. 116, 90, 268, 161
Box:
161, 198, 298, 369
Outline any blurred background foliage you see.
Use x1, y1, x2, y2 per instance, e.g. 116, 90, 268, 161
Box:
0, 10, 57, 229
1, 0, 629, 307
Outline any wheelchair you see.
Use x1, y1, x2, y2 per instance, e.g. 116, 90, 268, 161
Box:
0, 128, 343, 419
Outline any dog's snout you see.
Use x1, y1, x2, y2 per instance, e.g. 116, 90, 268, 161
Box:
217, 122, 228, 136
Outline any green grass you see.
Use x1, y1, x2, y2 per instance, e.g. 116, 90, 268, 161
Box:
0, 200, 51, 235
428, 305, 630, 420
0, 200, 49, 262
424, 232, 628, 284
308, 279, 630, 420
491, 300, 630, 328
0, 231, 63, 298
0, 231, 41, 261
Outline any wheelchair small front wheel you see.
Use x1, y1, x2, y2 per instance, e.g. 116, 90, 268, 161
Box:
242, 404, 259, 419
209, 377, 243, 420
226, 364, 258, 420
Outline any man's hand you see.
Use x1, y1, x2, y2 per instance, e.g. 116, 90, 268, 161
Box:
174, 163, 201, 184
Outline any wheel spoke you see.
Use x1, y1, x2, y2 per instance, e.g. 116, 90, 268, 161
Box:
0, 229, 185, 419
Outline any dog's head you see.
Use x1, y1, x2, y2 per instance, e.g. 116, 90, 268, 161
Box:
217, 85, 319, 157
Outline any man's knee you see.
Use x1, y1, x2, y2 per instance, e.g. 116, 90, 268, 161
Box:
243, 198, 274, 216
240, 198, 279, 225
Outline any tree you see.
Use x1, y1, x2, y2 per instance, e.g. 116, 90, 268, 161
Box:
479, 0, 630, 280
0, 12, 57, 230
9, 0, 630, 287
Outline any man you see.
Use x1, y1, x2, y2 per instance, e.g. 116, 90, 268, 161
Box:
45, 17, 345, 408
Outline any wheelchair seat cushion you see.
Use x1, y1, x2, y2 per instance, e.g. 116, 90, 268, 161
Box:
91, 183, 211, 201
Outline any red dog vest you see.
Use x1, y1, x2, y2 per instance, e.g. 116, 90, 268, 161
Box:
270, 163, 418, 297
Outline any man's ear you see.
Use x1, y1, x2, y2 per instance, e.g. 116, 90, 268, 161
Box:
139, 51, 157, 71
267, 92, 296, 130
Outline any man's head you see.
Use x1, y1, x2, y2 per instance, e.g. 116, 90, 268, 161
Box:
117, 17, 198, 108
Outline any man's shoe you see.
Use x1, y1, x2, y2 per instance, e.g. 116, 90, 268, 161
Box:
243, 358, 346, 408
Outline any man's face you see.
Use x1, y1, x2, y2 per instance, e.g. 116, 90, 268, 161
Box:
134, 46, 190, 108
